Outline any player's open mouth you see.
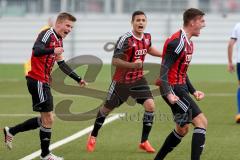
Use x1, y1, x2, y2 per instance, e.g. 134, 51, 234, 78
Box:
64, 31, 68, 35
138, 26, 143, 29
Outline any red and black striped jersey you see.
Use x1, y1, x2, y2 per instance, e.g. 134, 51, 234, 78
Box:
27, 28, 63, 83
112, 31, 152, 83
160, 29, 195, 95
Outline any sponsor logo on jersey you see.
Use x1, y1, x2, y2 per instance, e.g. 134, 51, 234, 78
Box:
135, 49, 147, 56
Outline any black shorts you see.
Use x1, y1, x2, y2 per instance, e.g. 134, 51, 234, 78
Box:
160, 84, 202, 127
26, 77, 53, 112
104, 78, 153, 109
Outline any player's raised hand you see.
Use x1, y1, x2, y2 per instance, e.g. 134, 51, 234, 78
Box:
167, 93, 179, 104
54, 47, 64, 55
193, 91, 205, 101
227, 63, 235, 73
79, 79, 88, 87
134, 59, 143, 69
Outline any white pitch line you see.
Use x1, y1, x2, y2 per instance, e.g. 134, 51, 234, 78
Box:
19, 113, 125, 160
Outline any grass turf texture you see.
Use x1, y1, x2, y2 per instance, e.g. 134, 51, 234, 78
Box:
0, 64, 239, 160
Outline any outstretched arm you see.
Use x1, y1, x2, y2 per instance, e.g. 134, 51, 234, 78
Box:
148, 46, 162, 57
57, 59, 87, 87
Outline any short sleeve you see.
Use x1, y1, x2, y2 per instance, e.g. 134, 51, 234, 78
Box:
113, 35, 130, 59
231, 23, 240, 39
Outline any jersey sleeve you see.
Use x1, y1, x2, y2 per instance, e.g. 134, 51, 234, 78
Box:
160, 38, 182, 95
113, 35, 130, 59
147, 33, 152, 47
231, 23, 239, 39
33, 30, 54, 57
57, 60, 81, 83
186, 75, 196, 94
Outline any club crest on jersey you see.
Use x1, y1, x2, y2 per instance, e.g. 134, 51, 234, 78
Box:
135, 49, 147, 56
185, 47, 193, 53
185, 55, 192, 63
145, 39, 150, 45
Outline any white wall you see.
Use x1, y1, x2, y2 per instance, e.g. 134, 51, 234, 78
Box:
0, 14, 238, 64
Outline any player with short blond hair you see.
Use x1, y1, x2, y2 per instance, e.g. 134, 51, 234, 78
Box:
4, 12, 86, 160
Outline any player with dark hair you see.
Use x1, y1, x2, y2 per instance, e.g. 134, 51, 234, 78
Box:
154, 8, 207, 160
3, 12, 87, 160
86, 10, 162, 153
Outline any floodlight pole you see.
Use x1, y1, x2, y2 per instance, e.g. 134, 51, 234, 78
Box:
0, 0, 7, 16
43, 0, 50, 13
70, 0, 75, 58
115, 0, 123, 14
104, 0, 111, 14
188, 0, 199, 8
60, 0, 67, 12
166, 0, 172, 37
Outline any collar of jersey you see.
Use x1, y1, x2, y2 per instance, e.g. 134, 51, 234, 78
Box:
50, 27, 62, 41
131, 30, 144, 41
180, 28, 191, 45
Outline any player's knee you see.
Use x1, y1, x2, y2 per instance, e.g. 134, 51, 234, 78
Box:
176, 124, 189, 136
41, 113, 54, 127
201, 116, 208, 129
48, 115, 54, 125
143, 99, 155, 112
101, 106, 113, 115
193, 113, 208, 129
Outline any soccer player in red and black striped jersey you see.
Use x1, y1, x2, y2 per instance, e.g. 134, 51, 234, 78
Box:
86, 11, 162, 153
3, 12, 87, 160
154, 8, 207, 160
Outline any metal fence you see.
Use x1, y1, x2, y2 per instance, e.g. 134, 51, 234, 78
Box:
0, 0, 240, 16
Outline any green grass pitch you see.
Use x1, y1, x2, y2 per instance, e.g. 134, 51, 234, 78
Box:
0, 64, 239, 160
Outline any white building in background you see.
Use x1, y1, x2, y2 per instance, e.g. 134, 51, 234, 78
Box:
0, 0, 239, 64
0, 0, 238, 16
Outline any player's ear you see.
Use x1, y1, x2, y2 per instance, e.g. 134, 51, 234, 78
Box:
189, 19, 194, 27
55, 21, 60, 28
